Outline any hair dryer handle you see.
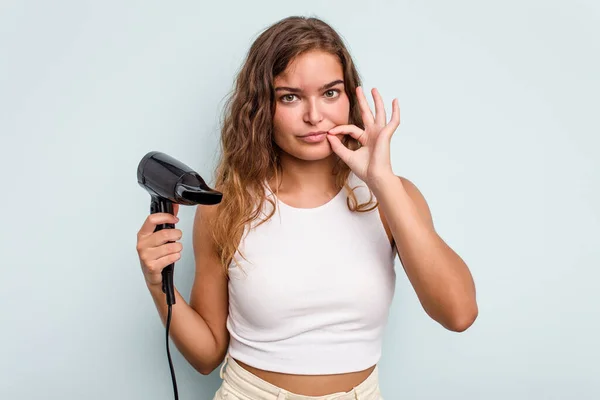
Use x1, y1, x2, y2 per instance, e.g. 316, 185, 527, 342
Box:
150, 196, 176, 306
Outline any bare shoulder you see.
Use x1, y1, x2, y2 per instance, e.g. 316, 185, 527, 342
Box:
189, 203, 229, 356
191, 201, 227, 287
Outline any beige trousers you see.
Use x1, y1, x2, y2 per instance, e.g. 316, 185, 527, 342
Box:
212, 354, 384, 400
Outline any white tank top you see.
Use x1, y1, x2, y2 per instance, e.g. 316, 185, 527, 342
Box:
225, 172, 397, 374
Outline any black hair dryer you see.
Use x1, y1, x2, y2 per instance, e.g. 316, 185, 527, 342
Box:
137, 151, 222, 306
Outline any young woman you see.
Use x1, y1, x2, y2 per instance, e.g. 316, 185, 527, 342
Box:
136, 16, 478, 400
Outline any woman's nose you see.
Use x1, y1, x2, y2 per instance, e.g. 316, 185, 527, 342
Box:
303, 99, 323, 125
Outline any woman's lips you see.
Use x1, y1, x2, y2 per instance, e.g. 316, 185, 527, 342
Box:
298, 131, 327, 143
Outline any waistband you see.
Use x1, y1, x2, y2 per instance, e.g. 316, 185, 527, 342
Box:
219, 354, 381, 400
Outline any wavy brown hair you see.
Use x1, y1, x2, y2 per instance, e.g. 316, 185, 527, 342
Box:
211, 16, 378, 275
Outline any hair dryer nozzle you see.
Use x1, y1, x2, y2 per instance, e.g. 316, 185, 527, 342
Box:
176, 182, 223, 205
137, 151, 223, 206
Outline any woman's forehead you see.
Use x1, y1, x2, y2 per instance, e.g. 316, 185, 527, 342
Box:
274, 52, 344, 91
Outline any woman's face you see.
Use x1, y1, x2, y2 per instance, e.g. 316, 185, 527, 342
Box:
272, 50, 350, 162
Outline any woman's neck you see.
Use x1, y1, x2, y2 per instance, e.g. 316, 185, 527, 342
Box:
272, 153, 340, 197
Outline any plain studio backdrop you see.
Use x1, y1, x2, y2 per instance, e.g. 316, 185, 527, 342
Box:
1, 1, 598, 399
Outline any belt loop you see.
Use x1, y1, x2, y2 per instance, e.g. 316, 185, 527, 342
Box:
219, 353, 229, 379
276, 389, 287, 400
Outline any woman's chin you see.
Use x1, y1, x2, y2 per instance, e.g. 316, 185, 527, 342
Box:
286, 146, 335, 162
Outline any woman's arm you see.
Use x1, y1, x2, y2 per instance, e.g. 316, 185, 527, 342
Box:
372, 173, 478, 332
145, 204, 230, 375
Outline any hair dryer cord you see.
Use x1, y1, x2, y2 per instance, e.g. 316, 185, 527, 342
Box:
166, 304, 179, 400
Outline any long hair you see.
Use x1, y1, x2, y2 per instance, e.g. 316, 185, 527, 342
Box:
211, 16, 378, 275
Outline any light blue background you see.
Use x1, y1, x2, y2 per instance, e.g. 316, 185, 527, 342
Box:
2, 1, 599, 399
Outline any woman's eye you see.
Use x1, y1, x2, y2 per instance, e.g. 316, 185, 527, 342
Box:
324, 90, 339, 98
281, 94, 297, 102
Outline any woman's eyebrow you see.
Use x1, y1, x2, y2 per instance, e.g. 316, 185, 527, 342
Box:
274, 79, 344, 93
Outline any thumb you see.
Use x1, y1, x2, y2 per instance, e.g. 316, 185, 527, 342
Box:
327, 134, 353, 164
